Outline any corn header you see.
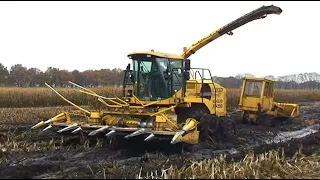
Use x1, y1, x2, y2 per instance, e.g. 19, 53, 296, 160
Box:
31, 5, 298, 145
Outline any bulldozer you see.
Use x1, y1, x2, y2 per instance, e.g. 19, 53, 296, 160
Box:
31, 5, 298, 146
239, 77, 300, 124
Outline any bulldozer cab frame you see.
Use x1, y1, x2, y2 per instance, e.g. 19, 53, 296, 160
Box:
239, 77, 275, 113
239, 77, 300, 124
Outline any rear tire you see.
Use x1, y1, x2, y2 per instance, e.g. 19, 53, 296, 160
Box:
175, 105, 221, 143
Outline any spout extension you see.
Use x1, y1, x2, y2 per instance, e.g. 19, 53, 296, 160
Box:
180, 5, 283, 60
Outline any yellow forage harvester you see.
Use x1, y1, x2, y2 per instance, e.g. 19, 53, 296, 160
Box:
32, 5, 299, 145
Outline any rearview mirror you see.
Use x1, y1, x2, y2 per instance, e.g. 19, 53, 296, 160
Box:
185, 59, 190, 70
126, 63, 131, 71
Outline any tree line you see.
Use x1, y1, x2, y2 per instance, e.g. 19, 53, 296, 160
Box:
1, 62, 320, 89
214, 77, 320, 90
0, 63, 124, 87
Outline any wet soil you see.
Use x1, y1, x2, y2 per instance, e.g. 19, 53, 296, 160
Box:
1, 101, 320, 179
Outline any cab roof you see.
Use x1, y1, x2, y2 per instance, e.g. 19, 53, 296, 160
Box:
128, 51, 184, 60
244, 77, 274, 82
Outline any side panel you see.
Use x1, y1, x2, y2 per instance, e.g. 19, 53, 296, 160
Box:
262, 81, 273, 111
184, 80, 227, 117
239, 79, 263, 111
241, 97, 261, 111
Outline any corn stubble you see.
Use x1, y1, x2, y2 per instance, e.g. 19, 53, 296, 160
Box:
1, 87, 320, 178
137, 149, 320, 179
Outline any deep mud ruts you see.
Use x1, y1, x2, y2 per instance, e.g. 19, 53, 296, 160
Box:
1, 101, 320, 178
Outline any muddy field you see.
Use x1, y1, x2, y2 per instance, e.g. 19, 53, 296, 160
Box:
1, 102, 320, 179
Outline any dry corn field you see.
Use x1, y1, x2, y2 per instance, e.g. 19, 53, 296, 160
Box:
1, 87, 320, 178
1, 87, 320, 110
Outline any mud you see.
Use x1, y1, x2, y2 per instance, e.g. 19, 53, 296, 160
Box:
1, 101, 320, 179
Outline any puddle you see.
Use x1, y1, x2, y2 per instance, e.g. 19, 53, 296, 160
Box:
266, 124, 320, 144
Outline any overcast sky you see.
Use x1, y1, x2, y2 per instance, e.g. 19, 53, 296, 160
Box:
0, 1, 318, 77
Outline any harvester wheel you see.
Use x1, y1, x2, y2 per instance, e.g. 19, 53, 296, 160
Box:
175, 106, 221, 143
198, 114, 221, 143
221, 117, 236, 138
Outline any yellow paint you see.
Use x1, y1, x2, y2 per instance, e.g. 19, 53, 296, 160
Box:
32, 5, 285, 146
181, 130, 199, 144
182, 118, 197, 132
239, 77, 300, 122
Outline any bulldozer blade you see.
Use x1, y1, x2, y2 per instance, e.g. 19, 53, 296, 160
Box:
125, 128, 146, 138
72, 127, 82, 134
105, 129, 116, 137
57, 123, 78, 133
42, 125, 52, 132
144, 133, 155, 141
170, 131, 185, 144
88, 125, 109, 136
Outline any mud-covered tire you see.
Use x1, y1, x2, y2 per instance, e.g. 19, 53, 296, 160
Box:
175, 106, 220, 143
198, 114, 221, 143
221, 117, 236, 138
